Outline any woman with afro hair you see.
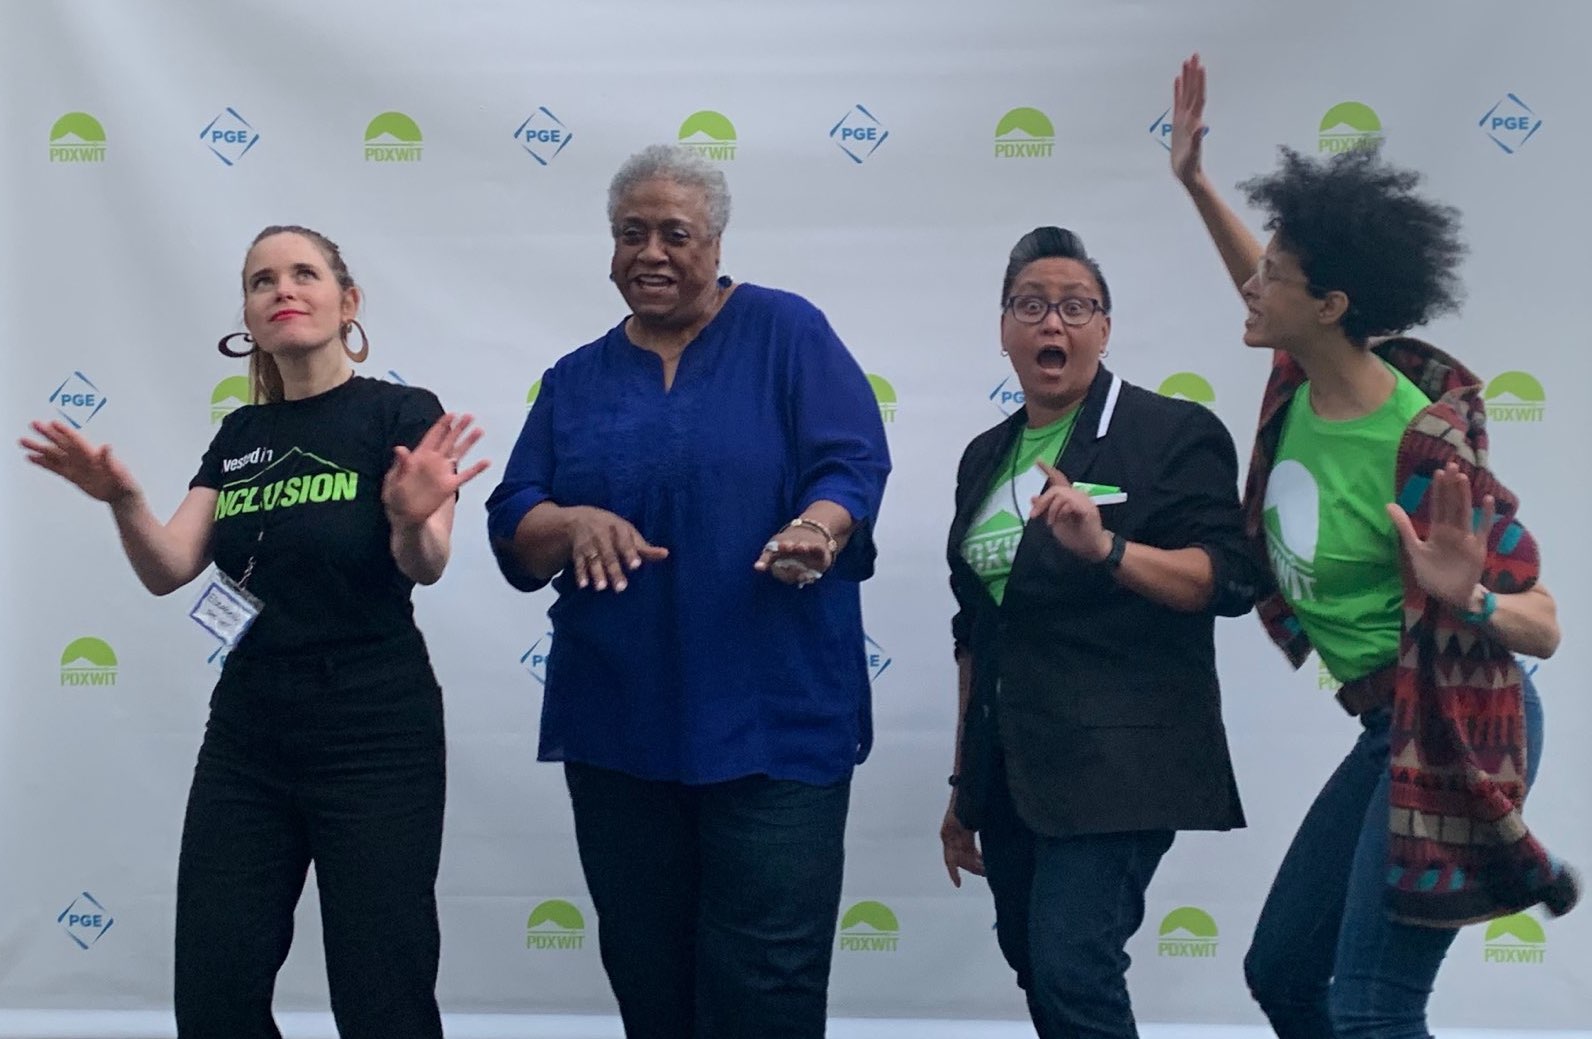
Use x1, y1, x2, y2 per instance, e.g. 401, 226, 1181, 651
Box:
1168, 54, 1577, 1039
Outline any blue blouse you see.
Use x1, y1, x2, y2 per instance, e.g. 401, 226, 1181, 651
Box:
486, 281, 891, 785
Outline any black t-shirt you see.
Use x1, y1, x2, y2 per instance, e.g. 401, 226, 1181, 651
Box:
191, 375, 443, 659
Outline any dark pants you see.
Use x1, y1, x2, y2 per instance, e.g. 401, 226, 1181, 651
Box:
1245, 673, 1545, 1039
564, 762, 851, 1039
980, 760, 1175, 1039
173, 638, 446, 1039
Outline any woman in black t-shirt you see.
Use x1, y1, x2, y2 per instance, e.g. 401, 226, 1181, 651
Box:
19, 225, 488, 1038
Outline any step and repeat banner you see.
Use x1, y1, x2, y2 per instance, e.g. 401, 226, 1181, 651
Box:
2, 0, 1588, 1031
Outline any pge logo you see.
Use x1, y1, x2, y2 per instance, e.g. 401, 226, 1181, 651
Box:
49, 372, 108, 428
989, 375, 1024, 416
58, 892, 114, 949
521, 630, 553, 685
526, 379, 543, 410
865, 634, 891, 683
1147, 111, 1209, 152
199, 108, 260, 166
514, 108, 574, 166
385, 370, 409, 386
1479, 94, 1542, 155
830, 105, 888, 164
207, 641, 230, 672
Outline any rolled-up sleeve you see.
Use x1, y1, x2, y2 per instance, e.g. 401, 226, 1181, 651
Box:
485, 368, 557, 592
1144, 407, 1263, 617
789, 307, 892, 581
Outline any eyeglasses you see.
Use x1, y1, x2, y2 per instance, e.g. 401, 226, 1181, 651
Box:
1004, 295, 1106, 326
1254, 255, 1312, 290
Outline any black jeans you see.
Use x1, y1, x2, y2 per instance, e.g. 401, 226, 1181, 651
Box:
173, 637, 446, 1039
564, 762, 851, 1039
980, 759, 1175, 1039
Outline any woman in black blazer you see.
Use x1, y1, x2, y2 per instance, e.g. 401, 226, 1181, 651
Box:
939, 227, 1260, 1039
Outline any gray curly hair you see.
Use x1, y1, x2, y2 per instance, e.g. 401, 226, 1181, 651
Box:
607, 144, 732, 238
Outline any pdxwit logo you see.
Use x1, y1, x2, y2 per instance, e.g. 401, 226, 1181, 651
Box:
678, 111, 736, 161
49, 112, 106, 162
994, 107, 1054, 158
1483, 913, 1545, 964
1157, 906, 1218, 957
61, 638, 117, 687
365, 112, 422, 162
1318, 102, 1383, 153
867, 374, 896, 423
211, 376, 249, 423
1486, 371, 1546, 422
1157, 372, 1215, 406
838, 900, 899, 952
526, 900, 585, 950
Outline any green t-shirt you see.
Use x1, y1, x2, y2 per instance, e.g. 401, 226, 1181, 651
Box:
961, 412, 1079, 605
1263, 364, 1430, 682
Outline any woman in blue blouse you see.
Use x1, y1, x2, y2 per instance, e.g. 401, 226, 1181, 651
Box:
486, 143, 890, 1039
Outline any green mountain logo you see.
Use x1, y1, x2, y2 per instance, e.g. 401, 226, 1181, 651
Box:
526, 899, 586, 950
1483, 912, 1546, 964
1319, 102, 1383, 153
867, 373, 897, 423
211, 375, 251, 423
49, 112, 107, 163
365, 112, 423, 143
365, 112, 423, 162
526, 378, 542, 409
1157, 372, 1216, 405
679, 110, 737, 160
61, 637, 118, 687
50, 112, 106, 143
838, 900, 899, 952
995, 107, 1055, 159
1486, 370, 1546, 422
1157, 906, 1218, 958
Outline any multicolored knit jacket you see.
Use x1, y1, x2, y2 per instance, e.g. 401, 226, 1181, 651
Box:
1242, 336, 1579, 927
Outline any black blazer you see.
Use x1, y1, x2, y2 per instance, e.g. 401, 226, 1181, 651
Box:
948, 366, 1258, 838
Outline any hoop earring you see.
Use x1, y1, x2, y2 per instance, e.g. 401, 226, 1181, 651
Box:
1101, 348, 1110, 358
217, 332, 255, 358
1000, 347, 1008, 357
342, 320, 370, 362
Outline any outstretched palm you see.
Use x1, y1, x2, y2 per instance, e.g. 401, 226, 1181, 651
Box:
19, 420, 140, 503
381, 413, 490, 529
1387, 462, 1494, 609
1170, 53, 1208, 187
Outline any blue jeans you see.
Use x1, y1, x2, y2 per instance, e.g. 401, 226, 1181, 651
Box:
1245, 671, 1545, 1039
980, 759, 1176, 1039
564, 762, 851, 1039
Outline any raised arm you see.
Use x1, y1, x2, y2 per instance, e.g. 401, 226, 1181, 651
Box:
1171, 54, 1264, 299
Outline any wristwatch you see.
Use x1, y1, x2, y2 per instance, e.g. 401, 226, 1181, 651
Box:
1100, 531, 1126, 571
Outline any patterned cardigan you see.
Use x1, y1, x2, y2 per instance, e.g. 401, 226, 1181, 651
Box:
1242, 337, 1578, 927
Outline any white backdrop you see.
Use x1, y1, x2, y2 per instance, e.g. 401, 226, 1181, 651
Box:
2, 0, 1588, 1032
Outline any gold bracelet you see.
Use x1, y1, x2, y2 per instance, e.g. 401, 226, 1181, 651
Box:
781, 516, 838, 556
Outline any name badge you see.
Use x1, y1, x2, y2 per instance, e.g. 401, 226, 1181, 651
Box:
189, 571, 263, 647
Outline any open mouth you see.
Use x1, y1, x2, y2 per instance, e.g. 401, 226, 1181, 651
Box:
1037, 346, 1067, 371
634, 274, 674, 290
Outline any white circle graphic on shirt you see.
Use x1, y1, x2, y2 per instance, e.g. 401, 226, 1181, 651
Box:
1263, 459, 1319, 564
